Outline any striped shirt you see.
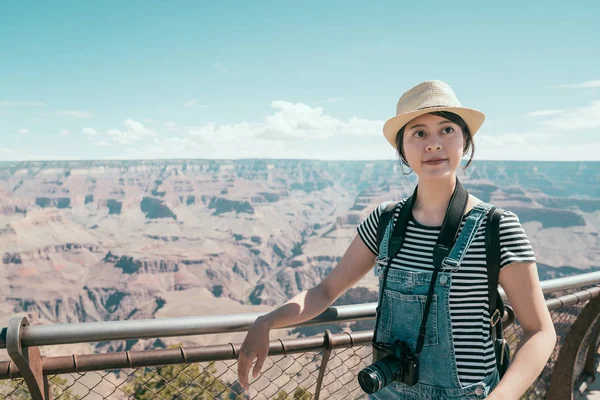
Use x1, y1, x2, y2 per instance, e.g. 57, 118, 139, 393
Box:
357, 199, 536, 387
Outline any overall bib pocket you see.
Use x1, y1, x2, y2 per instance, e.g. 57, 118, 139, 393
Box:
379, 288, 439, 347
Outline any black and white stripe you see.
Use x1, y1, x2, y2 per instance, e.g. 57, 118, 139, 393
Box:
357, 199, 536, 387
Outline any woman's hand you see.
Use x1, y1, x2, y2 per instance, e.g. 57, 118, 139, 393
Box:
237, 317, 271, 391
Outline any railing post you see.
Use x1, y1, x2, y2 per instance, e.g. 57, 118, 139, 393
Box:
547, 291, 600, 399
6, 316, 51, 400
579, 313, 600, 391
314, 330, 333, 400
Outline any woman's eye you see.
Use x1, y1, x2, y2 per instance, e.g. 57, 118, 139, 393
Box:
442, 126, 454, 134
414, 130, 425, 138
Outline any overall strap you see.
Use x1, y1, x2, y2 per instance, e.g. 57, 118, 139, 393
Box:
416, 181, 468, 356
486, 206, 505, 336
441, 202, 494, 272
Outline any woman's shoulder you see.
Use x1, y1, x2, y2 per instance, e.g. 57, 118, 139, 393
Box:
372, 198, 410, 218
480, 203, 527, 233
378, 197, 409, 211
360, 198, 410, 225
474, 199, 521, 221
488, 204, 522, 223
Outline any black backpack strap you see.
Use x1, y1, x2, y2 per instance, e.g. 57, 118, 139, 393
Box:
486, 206, 504, 333
373, 197, 412, 344
376, 201, 401, 255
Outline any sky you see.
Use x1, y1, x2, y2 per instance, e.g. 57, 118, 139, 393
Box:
0, 0, 599, 162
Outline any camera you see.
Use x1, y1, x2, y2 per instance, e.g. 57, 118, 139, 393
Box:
357, 340, 419, 394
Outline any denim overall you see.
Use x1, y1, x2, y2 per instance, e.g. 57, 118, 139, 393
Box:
368, 202, 500, 400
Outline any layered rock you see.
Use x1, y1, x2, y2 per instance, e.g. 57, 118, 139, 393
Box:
0, 159, 598, 354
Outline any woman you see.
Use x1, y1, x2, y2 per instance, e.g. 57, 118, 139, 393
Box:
237, 80, 556, 399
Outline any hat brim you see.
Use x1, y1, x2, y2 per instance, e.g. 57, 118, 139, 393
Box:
382, 107, 485, 149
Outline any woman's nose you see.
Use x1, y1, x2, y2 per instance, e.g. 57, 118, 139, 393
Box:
426, 142, 442, 151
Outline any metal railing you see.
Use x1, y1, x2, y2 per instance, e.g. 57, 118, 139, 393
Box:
2, 272, 600, 399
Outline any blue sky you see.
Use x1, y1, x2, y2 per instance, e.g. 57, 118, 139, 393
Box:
1, 1, 599, 161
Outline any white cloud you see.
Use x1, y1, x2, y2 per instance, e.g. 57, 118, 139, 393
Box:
476, 132, 559, 147
106, 129, 129, 144
183, 99, 199, 108
538, 101, 600, 131
59, 110, 92, 118
557, 80, 600, 89
474, 130, 600, 161
214, 62, 233, 75
105, 119, 157, 144
59, 129, 70, 136
82, 127, 98, 136
182, 99, 207, 108
0, 101, 46, 107
10, 96, 593, 161
116, 101, 384, 159
110, 101, 387, 159
17, 128, 30, 135
0, 147, 64, 161
476, 140, 600, 161
125, 119, 155, 136
187, 101, 382, 143
89, 137, 111, 147
124, 135, 286, 160
147, 136, 203, 152
80, 120, 158, 146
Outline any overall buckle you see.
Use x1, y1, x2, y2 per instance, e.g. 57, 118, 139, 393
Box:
441, 257, 460, 272
376, 257, 389, 268
490, 309, 501, 327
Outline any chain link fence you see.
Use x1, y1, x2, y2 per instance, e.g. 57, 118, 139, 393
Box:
507, 302, 587, 399
1, 289, 599, 400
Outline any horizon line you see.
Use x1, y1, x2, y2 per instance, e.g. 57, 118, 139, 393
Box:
0, 157, 599, 164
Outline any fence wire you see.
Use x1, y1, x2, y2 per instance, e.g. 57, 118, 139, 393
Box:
0, 378, 28, 400
0, 294, 597, 400
510, 302, 589, 399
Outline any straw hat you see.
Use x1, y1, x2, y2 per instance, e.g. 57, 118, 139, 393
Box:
383, 80, 485, 149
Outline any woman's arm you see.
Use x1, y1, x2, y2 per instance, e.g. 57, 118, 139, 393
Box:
237, 234, 376, 389
256, 234, 377, 329
488, 261, 557, 399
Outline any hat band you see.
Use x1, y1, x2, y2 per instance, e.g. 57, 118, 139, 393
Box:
416, 105, 449, 110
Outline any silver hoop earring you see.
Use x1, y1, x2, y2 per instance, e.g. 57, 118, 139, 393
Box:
401, 162, 413, 175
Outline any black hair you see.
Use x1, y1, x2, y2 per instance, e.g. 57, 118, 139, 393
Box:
395, 111, 475, 170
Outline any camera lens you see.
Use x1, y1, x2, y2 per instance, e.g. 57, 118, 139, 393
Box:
358, 356, 402, 394
358, 368, 381, 394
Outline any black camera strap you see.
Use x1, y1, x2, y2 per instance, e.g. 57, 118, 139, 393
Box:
373, 179, 469, 359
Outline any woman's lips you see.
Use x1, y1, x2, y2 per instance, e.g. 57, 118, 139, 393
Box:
423, 159, 447, 165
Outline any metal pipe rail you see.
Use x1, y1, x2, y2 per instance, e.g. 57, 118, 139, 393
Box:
0, 286, 596, 388
2, 271, 600, 350
0, 331, 375, 379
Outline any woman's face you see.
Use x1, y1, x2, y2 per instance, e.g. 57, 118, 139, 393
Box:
401, 113, 465, 181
